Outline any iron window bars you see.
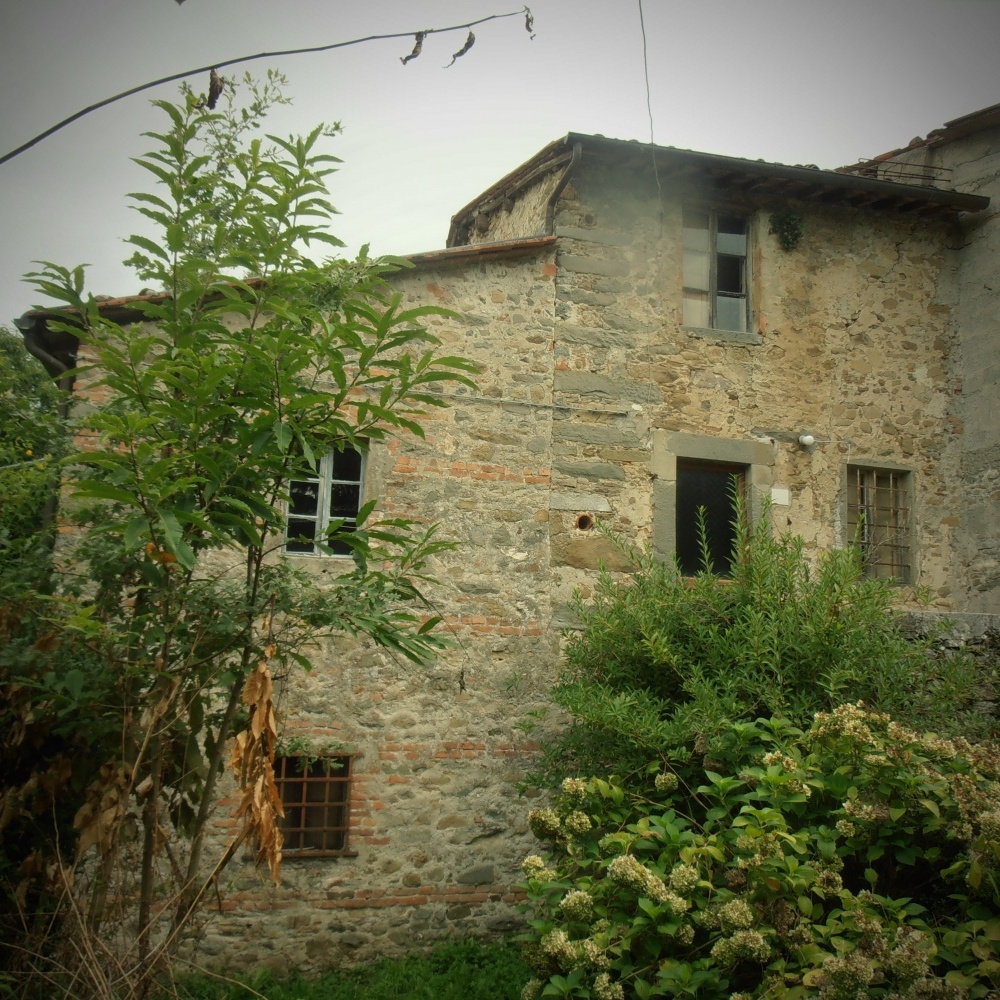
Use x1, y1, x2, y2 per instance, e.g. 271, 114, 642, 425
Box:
273, 754, 353, 857
846, 466, 911, 582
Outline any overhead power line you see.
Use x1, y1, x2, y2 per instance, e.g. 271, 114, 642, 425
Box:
1, 7, 534, 167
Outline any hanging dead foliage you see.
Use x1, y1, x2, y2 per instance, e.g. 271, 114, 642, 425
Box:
444, 31, 475, 67
400, 31, 427, 65
525, 8, 535, 39
229, 652, 283, 884
73, 763, 130, 859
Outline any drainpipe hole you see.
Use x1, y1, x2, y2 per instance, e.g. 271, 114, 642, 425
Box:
576, 513, 594, 531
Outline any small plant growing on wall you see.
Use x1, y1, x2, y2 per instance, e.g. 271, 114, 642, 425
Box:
770, 208, 804, 251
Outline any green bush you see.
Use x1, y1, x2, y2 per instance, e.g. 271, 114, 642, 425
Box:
519, 707, 1000, 999
173, 938, 532, 999
0, 326, 68, 542
543, 507, 984, 785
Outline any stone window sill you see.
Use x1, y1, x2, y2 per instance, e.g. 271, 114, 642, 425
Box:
682, 325, 762, 347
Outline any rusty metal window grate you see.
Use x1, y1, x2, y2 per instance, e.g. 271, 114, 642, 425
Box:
273, 755, 353, 857
846, 466, 911, 582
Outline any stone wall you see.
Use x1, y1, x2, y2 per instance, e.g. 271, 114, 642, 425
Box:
539, 152, 964, 611
944, 130, 1000, 613
193, 246, 561, 972
845, 121, 1000, 613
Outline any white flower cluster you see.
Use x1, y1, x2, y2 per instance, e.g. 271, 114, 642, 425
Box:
607, 854, 689, 914
654, 771, 679, 793
560, 776, 588, 804
885, 927, 932, 983
592, 972, 625, 1000
540, 928, 577, 969
559, 889, 594, 922
522, 854, 557, 882
842, 798, 891, 823
675, 923, 695, 946
710, 929, 771, 967
717, 896, 755, 933
814, 868, 843, 894
668, 863, 699, 894
520, 979, 542, 1000
835, 818, 857, 838
563, 810, 592, 836
528, 807, 561, 840
761, 751, 798, 771
817, 951, 875, 995
538, 928, 610, 974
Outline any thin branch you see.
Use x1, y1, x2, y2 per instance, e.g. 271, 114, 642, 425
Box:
0, 7, 531, 166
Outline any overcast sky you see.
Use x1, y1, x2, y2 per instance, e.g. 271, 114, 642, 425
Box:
2, 0, 999, 325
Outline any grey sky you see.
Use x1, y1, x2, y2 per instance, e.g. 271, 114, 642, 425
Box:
2, 0, 998, 324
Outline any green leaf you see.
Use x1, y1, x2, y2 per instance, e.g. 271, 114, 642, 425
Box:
157, 508, 196, 570
74, 479, 136, 505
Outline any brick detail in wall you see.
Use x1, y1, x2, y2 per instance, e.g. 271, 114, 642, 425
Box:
218, 885, 526, 914
391, 453, 551, 485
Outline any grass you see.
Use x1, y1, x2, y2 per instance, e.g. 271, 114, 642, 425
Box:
172, 938, 532, 1000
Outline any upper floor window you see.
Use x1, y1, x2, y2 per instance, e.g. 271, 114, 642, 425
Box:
284, 446, 364, 556
846, 465, 912, 582
683, 209, 748, 333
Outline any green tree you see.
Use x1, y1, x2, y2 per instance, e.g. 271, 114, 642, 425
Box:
0, 326, 69, 542
0, 71, 475, 995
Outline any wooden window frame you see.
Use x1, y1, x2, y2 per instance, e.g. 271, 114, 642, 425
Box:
682, 208, 749, 333
273, 754, 355, 858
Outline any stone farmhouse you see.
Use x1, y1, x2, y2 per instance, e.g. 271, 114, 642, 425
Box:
15, 104, 1000, 971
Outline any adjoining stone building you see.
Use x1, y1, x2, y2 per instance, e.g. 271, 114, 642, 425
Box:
16, 106, 999, 971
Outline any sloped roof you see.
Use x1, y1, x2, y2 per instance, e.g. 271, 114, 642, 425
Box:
838, 101, 1000, 178
448, 132, 990, 247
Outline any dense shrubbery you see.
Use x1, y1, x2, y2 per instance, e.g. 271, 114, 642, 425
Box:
520, 707, 1000, 999
0, 327, 68, 543
519, 510, 997, 997
542, 508, 985, 786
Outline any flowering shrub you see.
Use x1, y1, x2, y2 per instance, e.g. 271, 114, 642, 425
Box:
520, 709, 1000, 999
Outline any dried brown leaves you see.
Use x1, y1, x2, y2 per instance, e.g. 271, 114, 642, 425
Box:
229, 650, 283, 884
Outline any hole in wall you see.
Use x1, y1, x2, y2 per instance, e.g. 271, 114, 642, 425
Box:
576, 513, 594, 531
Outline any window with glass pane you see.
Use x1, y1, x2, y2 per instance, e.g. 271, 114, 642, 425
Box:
846, 466, 911, 582
675, 459, 745, 576
284, 446, 364, 555
683, 209, 748, 332
274, 755, 352, 856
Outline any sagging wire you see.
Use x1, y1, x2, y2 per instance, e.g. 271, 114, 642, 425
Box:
1, 7, 535, 167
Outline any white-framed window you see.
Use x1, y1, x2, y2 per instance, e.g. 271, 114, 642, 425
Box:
846, 465, 912, 582
682, 208, 749, 332
284, 446, 364, 556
